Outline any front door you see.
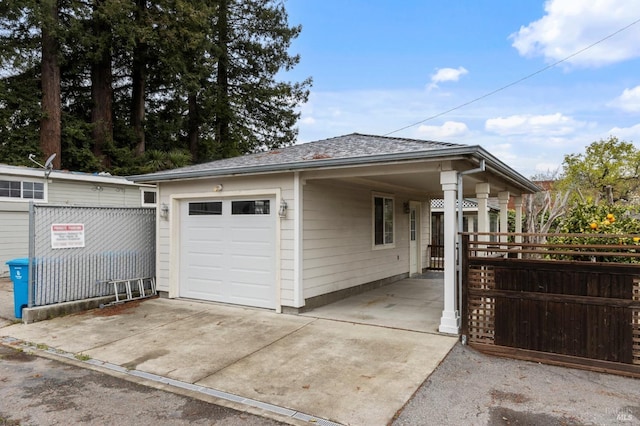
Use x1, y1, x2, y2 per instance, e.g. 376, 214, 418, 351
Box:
409, 203, 420, 275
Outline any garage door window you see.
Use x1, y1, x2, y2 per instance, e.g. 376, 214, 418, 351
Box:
232, 200, 270, 215
189, 202, 222, 215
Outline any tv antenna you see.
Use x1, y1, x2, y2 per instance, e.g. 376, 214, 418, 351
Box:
28, 153, 57, 178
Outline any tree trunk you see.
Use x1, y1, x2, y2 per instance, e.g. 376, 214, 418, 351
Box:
214, 0, 232, 158
91, 0, 113, 168
40, 0, 61, 170
188, 92, 199, 162
131, 0, 147, 156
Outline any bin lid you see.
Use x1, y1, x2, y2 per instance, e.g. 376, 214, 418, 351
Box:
5, 258, 29, 266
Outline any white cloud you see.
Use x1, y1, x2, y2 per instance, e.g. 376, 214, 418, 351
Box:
485, 113, 586, 136
609, 86, 640, 112
428, 67, 468, 90
416, 121, 469, 139
300, 116, 316, 125
534, 162, 562, 174
608, 123, 640, 142
510, 0, 640, 67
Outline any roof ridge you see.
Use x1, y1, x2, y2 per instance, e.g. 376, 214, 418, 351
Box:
345, 132, 462, 146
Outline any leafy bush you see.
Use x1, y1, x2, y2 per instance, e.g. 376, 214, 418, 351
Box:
547, 202, 640, 263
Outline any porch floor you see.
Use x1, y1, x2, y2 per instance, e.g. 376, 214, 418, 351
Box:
300, 271, 444, 334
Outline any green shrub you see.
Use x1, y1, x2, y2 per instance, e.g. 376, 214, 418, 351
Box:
547, 202, 640, 263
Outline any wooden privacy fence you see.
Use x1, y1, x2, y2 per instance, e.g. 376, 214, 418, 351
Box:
461, 232, 640, 378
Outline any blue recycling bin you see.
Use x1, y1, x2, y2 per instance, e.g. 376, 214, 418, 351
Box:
6, 258, 29, 319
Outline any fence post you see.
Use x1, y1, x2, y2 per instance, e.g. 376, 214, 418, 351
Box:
460, 233, 470, 341
28, 202, 35, 308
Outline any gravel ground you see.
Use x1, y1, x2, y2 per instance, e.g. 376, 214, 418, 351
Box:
393, 343, 640, 426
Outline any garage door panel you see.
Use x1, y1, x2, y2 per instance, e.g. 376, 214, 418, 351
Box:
185, 229, 225, 242
186, 263, 223, 277
180, 198, 276, 309
230, 226, 272, 240
228, 282, 273, 307
182, 275, 224, 296
186, 250, 224, 265
230, 254, 272, 270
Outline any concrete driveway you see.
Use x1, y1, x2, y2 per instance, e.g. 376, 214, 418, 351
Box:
1, 295, 457, 425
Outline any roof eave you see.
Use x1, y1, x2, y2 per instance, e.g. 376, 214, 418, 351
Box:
474, 147, 541, 193
129, 145, 540, 194
0, 164, 151, 186
128, 146, 483, 183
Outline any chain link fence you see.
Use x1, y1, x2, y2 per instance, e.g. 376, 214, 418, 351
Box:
29, 204, 155, 307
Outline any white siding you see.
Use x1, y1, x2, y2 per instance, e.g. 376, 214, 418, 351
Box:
156, 174, 295, 306
0, 204, 29, 276
48, 180, 142, 206
302, 180, 426, 299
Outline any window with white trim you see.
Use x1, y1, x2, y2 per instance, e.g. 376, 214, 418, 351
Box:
373, 194, 394, 246
141, 189, 157, 206
0, 180, 44, 200
232, 200, 270, 215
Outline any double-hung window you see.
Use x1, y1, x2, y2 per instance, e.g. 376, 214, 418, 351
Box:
373, 194, 394, 247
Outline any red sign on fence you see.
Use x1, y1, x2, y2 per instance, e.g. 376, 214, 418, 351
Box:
51, 224, 85, 249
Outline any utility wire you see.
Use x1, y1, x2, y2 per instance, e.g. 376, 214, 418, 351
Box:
384, 16, 640, 136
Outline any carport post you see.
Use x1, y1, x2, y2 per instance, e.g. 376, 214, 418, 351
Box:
439, 170, 459, 334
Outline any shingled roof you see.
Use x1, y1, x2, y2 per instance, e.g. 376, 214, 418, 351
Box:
129, 133, 469, 182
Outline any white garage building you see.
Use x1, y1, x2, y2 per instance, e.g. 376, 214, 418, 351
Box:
130, 133, 538, 334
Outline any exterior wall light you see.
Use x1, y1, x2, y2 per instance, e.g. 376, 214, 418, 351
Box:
278, 199, 288, 218
160, 203, 169, 220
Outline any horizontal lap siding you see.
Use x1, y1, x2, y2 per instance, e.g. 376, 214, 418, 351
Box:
48, 180, 142, 207
303, 181, 410, 298
0, 209, 29, 276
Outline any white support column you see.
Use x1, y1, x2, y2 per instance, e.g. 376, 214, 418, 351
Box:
476, 182, 490, 230
439, 170, 459, 334
513, 195, 523, 258
476, 183, 490, 256
498, 191, 510, 246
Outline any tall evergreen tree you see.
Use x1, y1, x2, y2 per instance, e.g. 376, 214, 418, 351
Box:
209, 0, 311, 160
0, 0, 311, 173
89, 0, 114, 167
131, 0, 148, 156
0, 0, 62, 167
40, 0, 62, 169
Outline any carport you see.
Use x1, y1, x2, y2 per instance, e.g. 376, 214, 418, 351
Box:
129, 133, 539, 335
301, 272, 444, 333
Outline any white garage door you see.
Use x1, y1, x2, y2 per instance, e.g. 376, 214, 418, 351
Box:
180, 198, 276, 309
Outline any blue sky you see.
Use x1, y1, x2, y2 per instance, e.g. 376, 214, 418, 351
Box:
283, 0, 640, 178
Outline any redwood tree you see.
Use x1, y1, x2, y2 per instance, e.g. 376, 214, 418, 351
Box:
39, 0, 61, 169
90, 0, 114, 167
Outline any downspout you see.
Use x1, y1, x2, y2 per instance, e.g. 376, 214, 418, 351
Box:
457, 158, 485, 338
